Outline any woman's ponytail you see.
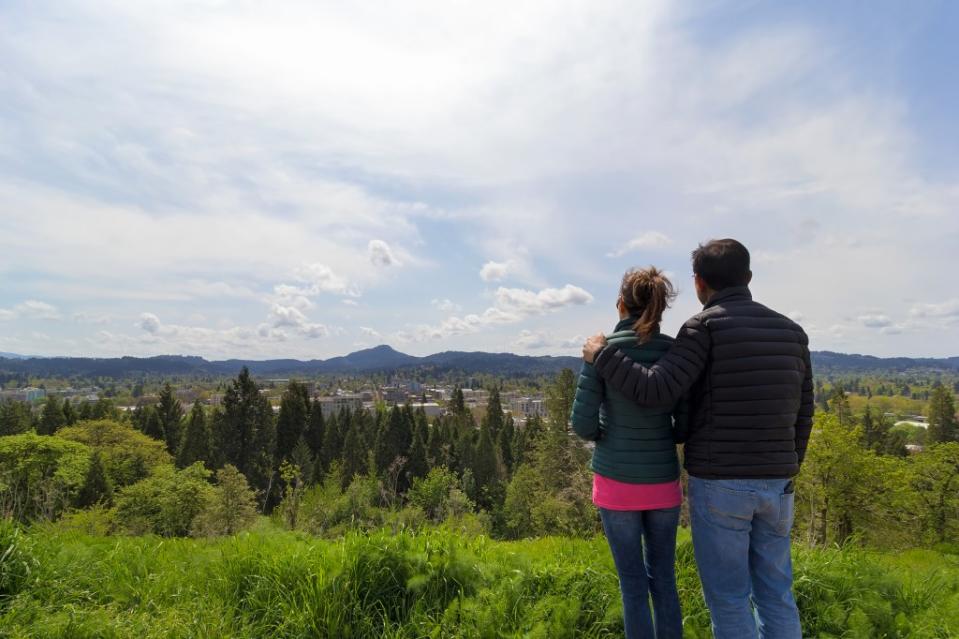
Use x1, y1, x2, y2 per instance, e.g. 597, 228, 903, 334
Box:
619, 267, 677, 343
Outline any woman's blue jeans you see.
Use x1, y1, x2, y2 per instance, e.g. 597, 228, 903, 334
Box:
599, 506, 683, 639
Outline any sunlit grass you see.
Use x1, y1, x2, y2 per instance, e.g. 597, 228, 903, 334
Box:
2, 518, 957, 638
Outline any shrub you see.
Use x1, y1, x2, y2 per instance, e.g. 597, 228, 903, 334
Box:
112, 463, 214, 536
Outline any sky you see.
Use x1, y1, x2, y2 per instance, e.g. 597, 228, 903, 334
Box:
1, 0, 958, 360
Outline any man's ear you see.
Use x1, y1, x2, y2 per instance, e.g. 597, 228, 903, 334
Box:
745, 270, 753, 285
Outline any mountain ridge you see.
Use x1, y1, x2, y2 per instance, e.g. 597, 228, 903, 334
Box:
0, 345, 957, 378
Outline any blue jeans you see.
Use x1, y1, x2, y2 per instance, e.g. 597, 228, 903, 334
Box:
688, 477, 802, 639
599, 506, 683, 639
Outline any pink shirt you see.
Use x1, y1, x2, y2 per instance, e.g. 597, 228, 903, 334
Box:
592, 473, 682, 511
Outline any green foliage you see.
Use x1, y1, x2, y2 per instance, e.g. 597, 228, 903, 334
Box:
928, 384, 958, 444
192, 464, 259, 537
0, 400, 33, 437
112, 463, 214, 536
38, 395, 65, 435
0, 433, 90, 522
177, 401, 212, 469
215, 367, 276, 497
156, 383, 184, 455
75, 451, 113, 508
408, 467, 475, 523
56, 419, 171, 488
2, 526, 956, 638
275, 380, 310, 466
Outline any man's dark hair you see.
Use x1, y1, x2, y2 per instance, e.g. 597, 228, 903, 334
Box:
691, 239, 751, 291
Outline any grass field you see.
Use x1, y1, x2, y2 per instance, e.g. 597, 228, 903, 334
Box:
1, 518, 957, 638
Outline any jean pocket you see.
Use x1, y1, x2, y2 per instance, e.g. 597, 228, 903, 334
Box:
704, 483, 754, 531
777, 491, 795, 536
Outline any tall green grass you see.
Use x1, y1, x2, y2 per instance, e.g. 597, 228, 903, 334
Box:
1, 519, 956, 638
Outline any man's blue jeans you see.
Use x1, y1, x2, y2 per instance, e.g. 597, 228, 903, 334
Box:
599, 506, 683, 639
688, 476, 802, 639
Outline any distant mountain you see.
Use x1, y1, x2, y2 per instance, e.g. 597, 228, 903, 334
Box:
0, 352, 27, 359
0, 346, 956, 379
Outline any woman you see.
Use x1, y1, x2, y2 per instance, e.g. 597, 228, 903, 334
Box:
571, 266, 686, 639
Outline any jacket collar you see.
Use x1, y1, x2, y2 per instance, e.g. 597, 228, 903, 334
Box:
614, 315, 640, 332
704, 285, 752, 309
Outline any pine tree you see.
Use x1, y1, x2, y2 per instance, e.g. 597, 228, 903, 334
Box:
485, 387, 504, 439
451, 386, 466, 416
76, 451, 113, 507
861, 404, 882, 451
471, 421, 503, 509
340, 418, 368, 489
217, 367, 276, 503
61, 399, 77, 426
157, 383, 184, 455
426, 419, 447, 468
143, 407, 165, 442
374, 406, 413, 475
928, 384, 959, 444
406, 423, 429, 486
38, 395, 65, 435
177, 402, 212, 469
275, 381, 310, 465
193, 464, 259, 536
304, 400, 326, 458
498, 415, 515, 475
291, 436, 314, 485
319, 412, 344, 472
0, 400, 33, 436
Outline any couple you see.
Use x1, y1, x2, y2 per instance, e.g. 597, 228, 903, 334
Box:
572, 238, 813, 639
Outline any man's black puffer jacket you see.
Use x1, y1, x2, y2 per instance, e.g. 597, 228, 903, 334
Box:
592, 286, 814, 479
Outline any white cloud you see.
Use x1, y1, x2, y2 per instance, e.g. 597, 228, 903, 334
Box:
360, 326, 382, 340
480, 260, 514, 282
495, 285, 593, 314
607, 232, 673, 258
909, 299, 959, 319
288, 263, 358, 297
405, 283, 593, 341
513, 329, 584, 351
0, 300, 62, 321
368, 240, 400, 268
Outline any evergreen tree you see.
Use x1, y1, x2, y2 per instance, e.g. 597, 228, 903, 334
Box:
928, 384, 959, 444
177, 402, 211, 469
77, 401, 93, 421
484, 387, 504, 439
216, 367, 276, 503
157, 383, 185, 455
546, 368, 576, 433
472, 421, 503, 509
38, 395, 65, 435
426, 419, 447, 468
290, 436, 314, 486
450, 386, 466, 416
0, 400, 33, 436
340, 418, 368, 489
406, 422, 429, 486
144, 407, 165, 442
498, 415, 515, 475
61, 399, 77, 426
374, 405, 413, 476
304, 400, 326, 458
861, 404, 882, 451
275, 381, 310, 465
319, 411, 344, 472
76, 451, 113, 508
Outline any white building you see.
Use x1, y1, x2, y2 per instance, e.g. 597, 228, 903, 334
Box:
510, 397, 547, 418
316, 394, 364, 417
410, 402, 444, 418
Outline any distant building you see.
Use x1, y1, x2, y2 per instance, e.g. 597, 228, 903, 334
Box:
510, 397, 547, 419
1, 387, 47, 402
409, 402, 444, 418
379, 386, 408, 404
316, 394, 364, 418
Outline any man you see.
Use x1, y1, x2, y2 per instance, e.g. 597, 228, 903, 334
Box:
583, 238, 813, 639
